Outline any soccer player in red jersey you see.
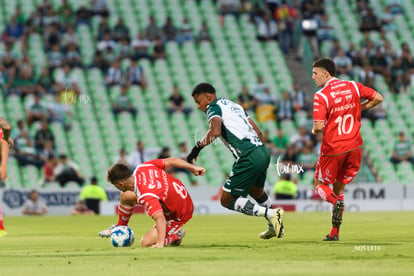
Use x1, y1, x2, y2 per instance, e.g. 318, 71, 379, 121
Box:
0, 117, 13, 237
100, 157, 205, 248
311, 58, 383, 241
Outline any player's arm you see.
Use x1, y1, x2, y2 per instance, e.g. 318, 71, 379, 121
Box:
0, 117, 14, 147
164, 157, 206, 176
248, 118, 264, 142
0, 139, 9, 180
361, 92, 383, 110
186, 117, 221, 163
151, 211, 167, 248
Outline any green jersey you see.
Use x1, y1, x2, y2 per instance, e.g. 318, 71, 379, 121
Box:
206, 97, 262, 158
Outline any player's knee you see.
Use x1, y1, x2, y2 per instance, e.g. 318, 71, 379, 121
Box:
140, 237, 150, 247
120, 191, 137, 205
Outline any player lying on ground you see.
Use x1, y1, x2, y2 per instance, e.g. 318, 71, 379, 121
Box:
100, 157, 205, 248
187, 83, 284, 239
311, 58, 383, 241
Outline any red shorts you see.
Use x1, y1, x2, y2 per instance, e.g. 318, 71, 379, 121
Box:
315, 148, 362, 185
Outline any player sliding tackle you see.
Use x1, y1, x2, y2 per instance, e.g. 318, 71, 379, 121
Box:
100, 157, 205, 248
187, 83, 284, 239
311, 58, 383, 241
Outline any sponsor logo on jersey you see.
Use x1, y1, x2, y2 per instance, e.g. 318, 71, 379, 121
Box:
334, 97, 342, 104
230, 106, 243, 113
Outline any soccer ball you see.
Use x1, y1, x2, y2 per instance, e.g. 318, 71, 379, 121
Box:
110, 226, 135, 247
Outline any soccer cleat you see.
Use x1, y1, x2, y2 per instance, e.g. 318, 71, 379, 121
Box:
259, 229, 276, 239
269, 208, 285, 239
332, 199, 345, 228
169, 228, 186, 246
0, 229, 7, 237
323, 234, 339, 241
98, 224, 117, 237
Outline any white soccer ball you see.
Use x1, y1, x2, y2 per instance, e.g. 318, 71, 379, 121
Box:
110, 226, 135, 247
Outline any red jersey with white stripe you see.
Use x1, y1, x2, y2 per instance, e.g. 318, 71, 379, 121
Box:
0, 128, 3, 140
133, 159, 193, 218
313, 78, 377, 156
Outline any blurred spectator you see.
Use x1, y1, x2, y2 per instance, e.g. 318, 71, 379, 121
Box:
250, 74, 269, 95
173, 142, 197, 186
43, 6, 59, 26
256, 14, 278, 42
290, 82, 307, 111
390, 131, 414, 167
272, 128, 289, 157
367, 101, 387, 125
54, 153, 84, 187
153, 39, 166, 60
3, 15, 24, 43
390, 57, 407, 94
14, 5, 26, 24
48, 93, 73, 130
59, 7, 76, 28
38, 139, 56, 164
386, 0, 404, 15
303, 109, 313, 133
113, 148, 129, 166
113, 18, 130, 42
90, 0, 109, 17
37, 67, 56, 94
317, 13, 335, 47
358, 62, 375, 88
34, 120, 55, 152
255, 86, 277, 123
79, 176, 108, 214
273, 174, 297, 200
281, 144, 297, 165
11, 120, 27, 141
158, 146, 171, 159
90, 50, 108, 72
162, 16, 177, 42
119, 38, 132, 59
97, 32, 116, 52
297, 1, 320, 59
146, 15, 161, 41
55, 63, 81, 98
314, 131, 323, 155
237, 84, 257, 112
61, 25, 79, 49
76, 2, 92, 26
177, 17, 193, 44
329, 39, 341, 59
380, 6, 396, 32
97, 15, 111, 41
290, 125, 311, 152
112, 84, 137, 118
297, 144, 317, 178
369, 47, 391, 84
128, 140, 159, 168
125, 58, 147, 91
346, 42, 362, 67
65, 43, 83, 68
105, 59, 124, 87
26, 93, 48, 126
14, 129, 43, 168
47, 44, 65, 71
333, 49, 353, 78
42, 155, 58, 185
197, 21, 212, 43
276, 91, 294, 126
275, 0, 297, 54
131, 32, 153, 61
14, 65, 37, 98
72, 200, 95, 215
359, 8, 381, 32
43, 23, 60, 51
22, 190, 48, 215
218, 0, 240, 19
167, 84, 192, 117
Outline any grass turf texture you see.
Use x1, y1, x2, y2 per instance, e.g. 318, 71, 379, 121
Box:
1, 212, 413, 276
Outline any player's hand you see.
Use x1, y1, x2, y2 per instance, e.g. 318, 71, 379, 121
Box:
186, 141, 204, 163
191, 166, 206, 176
7, 137, 14, 148
0, 166, 7, 181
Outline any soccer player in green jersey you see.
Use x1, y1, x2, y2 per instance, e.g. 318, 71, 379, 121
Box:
187, 83, 284, 239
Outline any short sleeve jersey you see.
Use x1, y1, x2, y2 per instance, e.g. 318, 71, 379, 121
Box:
206, 97, 263, 158
313, 78, 377, 156
133, 159, 193, 218
0, 128, 3, 140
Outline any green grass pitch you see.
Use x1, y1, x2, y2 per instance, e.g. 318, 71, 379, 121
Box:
1, 212, 413, 276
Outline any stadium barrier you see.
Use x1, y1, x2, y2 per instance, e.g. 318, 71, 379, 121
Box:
1, 184, 414, 216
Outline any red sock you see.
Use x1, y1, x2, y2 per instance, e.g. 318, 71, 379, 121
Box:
329, 227, 339, 237
316, 185, 338, 204
117, 204, 134, 226
0, 206, 5, 230
164, 232, 179, 246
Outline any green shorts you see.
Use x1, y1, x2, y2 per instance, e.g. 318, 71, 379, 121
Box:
223, 145, 270, 197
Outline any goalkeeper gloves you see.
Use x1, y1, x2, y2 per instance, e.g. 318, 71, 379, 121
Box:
186, 141, 204, 163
